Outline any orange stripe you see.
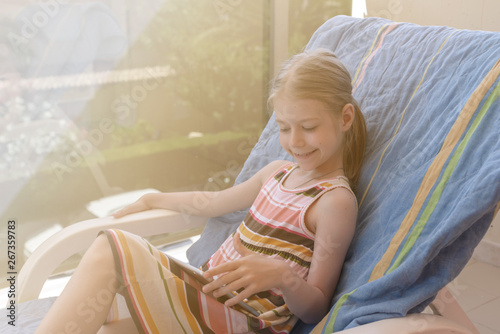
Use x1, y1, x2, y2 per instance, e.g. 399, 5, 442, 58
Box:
109, 230, 150, 332
159, 255, 202, 333
116, 230, 159, 333
173, 273, 203, 333
250, 297, 275, 311
239, 223, 312, 259
368, 58, 500, 282
359, 31, 457, 208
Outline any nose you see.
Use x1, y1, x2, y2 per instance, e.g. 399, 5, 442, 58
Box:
289, 129, 305, 148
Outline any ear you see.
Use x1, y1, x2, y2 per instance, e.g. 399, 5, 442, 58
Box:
341, 103, 355, 132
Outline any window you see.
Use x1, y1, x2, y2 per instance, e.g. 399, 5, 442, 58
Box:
0, 0, 352, 289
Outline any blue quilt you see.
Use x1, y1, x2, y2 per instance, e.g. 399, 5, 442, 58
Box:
188, 16, 500, 332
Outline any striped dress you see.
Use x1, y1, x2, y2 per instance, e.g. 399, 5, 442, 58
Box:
102, 162, 355, 333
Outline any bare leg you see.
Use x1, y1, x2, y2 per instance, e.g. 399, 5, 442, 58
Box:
97, 317, 139, 334
36, 234, 120, 334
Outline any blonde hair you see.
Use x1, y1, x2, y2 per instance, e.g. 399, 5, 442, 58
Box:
268, 49, 367, 187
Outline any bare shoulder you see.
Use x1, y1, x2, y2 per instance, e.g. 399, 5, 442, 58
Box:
307, 186, 357, 234
318, 187, 357, 215
254, 160, 291, 185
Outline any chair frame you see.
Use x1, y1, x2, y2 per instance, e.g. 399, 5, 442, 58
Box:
16, 210, 206, 304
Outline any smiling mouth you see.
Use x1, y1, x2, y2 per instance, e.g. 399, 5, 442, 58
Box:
293, 150, 317, 158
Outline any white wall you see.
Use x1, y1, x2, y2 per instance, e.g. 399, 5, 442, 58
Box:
365, 0, 500, 31
364, 0, 500, 264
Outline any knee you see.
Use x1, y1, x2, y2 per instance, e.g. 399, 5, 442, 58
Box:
93, 233, 112, 250
86, 233, 115, 267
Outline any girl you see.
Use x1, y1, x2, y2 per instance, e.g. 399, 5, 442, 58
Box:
36, 48, 366, 334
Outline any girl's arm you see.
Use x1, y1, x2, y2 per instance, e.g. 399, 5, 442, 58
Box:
202, 187, 357, 324
112, 160, 289, 219
279, 187, 357, 322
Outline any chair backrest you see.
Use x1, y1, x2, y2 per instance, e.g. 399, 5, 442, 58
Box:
188, 16, 500, 331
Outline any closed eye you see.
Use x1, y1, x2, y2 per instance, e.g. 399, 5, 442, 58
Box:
279, 128, 290, 133
303, 126, 317, 131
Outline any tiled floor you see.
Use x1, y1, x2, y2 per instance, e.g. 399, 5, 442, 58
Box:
2, 239, 499, 333
448, 259, 500, 333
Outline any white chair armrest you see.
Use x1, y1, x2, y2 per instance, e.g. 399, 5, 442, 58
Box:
16, 209, 208, 304
431, 286, 480, 334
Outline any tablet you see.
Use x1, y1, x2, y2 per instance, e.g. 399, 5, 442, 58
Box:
167, 255, 261, 317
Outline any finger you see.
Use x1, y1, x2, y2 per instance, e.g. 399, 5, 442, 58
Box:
112, 201, 145, 218
112, 209, 126, 218
224, 285, 255, 308
201, 278, 221, 295
112, 206, 134, 218
212, 277, 247, 300
203, 261, 239, 278
202, 269, 240, 295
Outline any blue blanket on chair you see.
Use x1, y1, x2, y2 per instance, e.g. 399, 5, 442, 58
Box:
188, 16, 500, 332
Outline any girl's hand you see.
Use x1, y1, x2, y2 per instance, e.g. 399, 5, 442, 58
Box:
202, 233, 296, 307
112, 195, 151, 218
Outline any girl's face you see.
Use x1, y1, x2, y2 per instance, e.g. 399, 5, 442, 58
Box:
275, 98, 352, 174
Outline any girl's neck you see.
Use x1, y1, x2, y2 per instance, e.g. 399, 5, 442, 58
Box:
286, 163, 345, 189
295, 164, 344, 178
